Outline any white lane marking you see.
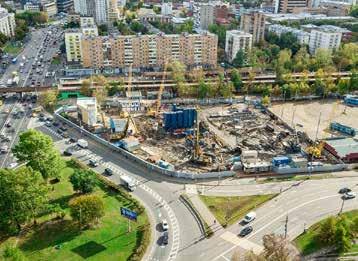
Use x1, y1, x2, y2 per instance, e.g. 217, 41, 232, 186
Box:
220, 231, 263, 254
213, 245, 237, 261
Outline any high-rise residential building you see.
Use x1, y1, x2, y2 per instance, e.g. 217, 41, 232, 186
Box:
74, 0, 88, 15
0, 5, 15, 37
81, 25, 98, 36
42, 1, 58, 17
56, 0, 73, 13
80, 16, 95, 26
73, 0, 117, 25
24, 2, 41, 12
79, 32, 217, 69
199, 3, 215, 30
107, 0, 119, 24
274, 0, 311, 13
268, 24, 310, 44
65, 31, 83, 62
240, 11, 266, 44
225, 30, 252, 63
161, 2, 173, 16
94, 0, 107, 24
308, 27, 342, 54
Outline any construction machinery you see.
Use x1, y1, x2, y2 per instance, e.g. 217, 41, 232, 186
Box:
191, 107, 211, 165
147, 62, 168, 118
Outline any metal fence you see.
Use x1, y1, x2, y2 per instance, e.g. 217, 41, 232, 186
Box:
274, 164, 347, 175
54, 107, 235, 180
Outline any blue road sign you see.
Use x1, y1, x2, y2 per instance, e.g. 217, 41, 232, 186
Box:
120, 207, 137, 221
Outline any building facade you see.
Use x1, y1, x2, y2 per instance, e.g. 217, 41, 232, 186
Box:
275, 0, 311, 13
79, 33, 217, 69
225, 30, 252, 63
24, 2, 41, 12
56, 0, 73, 13
65, 31, 83, 62
0, 6, 15, 37
308, 27, 342, 54
268, 24, 310, 44
240, 11, 266, 44
74, 0, 88, 15
42, 1, 58, 17
199, 3, 215, 30
161, 2, 173, 16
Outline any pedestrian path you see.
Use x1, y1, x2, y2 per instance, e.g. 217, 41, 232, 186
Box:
185, 185, 223, 233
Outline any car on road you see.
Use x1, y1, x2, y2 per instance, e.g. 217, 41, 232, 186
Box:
343, 192, 356, 200
103, 168, 113, 176
63, 148, 73, 156
243, 212, 256, 223
53, 121, 60, 127
8, 162, 18, 169
62, 132, 69, 139
162, 231, 169, 245
239, 226, 253, 237
162, 219, 169, 231
5, 122, 11, 128
1, 145, 9, 153
69, 137, 77, 143
339, 187, 351, 194
89, 159, 99, 167
45, 121, 52, 127
60, 126, 68, 132
56, 129, 63, 135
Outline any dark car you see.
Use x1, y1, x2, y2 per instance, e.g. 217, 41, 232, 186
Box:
5, 122, 11, 128
57, 129, 63, 135
239, 226, 253, 237
104, 168, 113, 176
53, 121, 60, 127
59, 126, 68, 132
339, 187, 351, 194
69, 137, 77, 143
63, 148, 72, 156
89, 159, 99, 167
162, 231, 169, 245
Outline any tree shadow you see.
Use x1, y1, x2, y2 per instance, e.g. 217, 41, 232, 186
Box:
20, 219, 81, 253
49, 194, 73, 209
71, 241, 106, 259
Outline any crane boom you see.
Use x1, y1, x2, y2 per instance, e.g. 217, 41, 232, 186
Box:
155, 62, 168, 117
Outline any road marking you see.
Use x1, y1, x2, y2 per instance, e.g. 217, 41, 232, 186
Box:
220, 231, 263, 254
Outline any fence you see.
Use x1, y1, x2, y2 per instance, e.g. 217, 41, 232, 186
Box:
274, 164, 347, 175
54, 107, 235, 180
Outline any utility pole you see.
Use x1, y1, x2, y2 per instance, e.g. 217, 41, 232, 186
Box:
339, 198, 345, 215
284, 214, 288, 239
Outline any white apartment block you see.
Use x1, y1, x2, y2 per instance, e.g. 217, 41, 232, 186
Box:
199, 3, 215, 30
80, 16, 95, 26
74, 0, 88, 15
42, 1, 58, 17
107, 0, 119, 24
0, 6, 15, 37
268, 24, 310, 45
24, 2, 40, 12
161, 2, 173, 16
65, 31, 83, 62
225, 30, 252, 63
309, 27, 342, 54
94, 0, 107, 24
81, 25, 98, 36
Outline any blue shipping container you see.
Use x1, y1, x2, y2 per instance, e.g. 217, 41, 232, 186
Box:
177, 111, 183, 128
272, 156, 291, 167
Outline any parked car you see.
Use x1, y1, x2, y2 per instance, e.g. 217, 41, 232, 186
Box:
243, 212, 256, 223
339, 187, 351, 194
162, 219, 169, 231
63, 148, 73, 156
104, 168, 113, 176
162, 231, 169, 245
343, 192, 356, 200
239, 226, 253, 237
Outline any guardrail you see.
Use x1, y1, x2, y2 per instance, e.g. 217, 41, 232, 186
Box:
54, 107, 236, 180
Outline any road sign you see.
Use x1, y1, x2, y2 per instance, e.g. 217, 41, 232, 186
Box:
120, 207, 137, 221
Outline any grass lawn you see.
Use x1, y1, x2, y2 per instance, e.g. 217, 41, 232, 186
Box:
200, 194, 277, 226
294, 210, 358, 256
51, 57, 61, 65
3, 42, 22, 55
0, 161, 149, 261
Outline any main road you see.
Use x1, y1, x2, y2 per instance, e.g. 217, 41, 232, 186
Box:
32, 115, 358, 261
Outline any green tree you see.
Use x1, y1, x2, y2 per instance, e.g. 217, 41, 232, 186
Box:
80, 79, 93, 96
313, 48, 333, 70
3, 245, 27, 261
262, 96, 270, 106
319, 216, 337, 245
293, 47, 310, 72
335, 224, 352, 253
350, 5, 358, 17
333, 43, 358, 71
70, 169, 96, 194
231, 69, 242, 91
232, 50, 246, 67
69, 194, 104, 227
169, 61, 186, 96
12, 130, 65, 181
198, 80, 209, 99
38, 90, 58, 111
0, 167, 47, 233
208, 24, 226, 48
275, 49, 292, 82
98, 24, 108, 36
337, 78, 350, 95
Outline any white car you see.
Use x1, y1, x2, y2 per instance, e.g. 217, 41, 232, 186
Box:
162, 219, 169, 231
8, 162, 18, 169
243, 211, 256, 223
343, 192, 356, 200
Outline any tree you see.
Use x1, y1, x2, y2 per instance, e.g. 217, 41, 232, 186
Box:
208, 24, 226, 48
169, 61, 186, 96
38, 90, 58, 111
98, 24, 108, 36
275, 50, 292, 82
2, 245, 27, 261
319, 216, 337, 245
293, 47, 310, 72
69, 194, 104, 227
0, 167, 48, 233
70, 169, 96, 194
262, 96, 270, 106
12, 129, 65, 181
262, 234, 291, 261
232, 50, 246, 67
335, 224, 352, 253
350, 5, 358, 17
231, 69, 242, 91
333, 43, 358, 71
80, 80, 93, 96
312, 48, 333, 70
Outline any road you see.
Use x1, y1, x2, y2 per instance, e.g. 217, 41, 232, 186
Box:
0, 25, 63, 88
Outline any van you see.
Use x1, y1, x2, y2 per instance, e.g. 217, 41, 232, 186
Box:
243, 212, 256, 223
77, 139, 88, 149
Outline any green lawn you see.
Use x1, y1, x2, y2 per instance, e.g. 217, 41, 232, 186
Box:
51, 57, 61, 65
3, 42, 22, 55
200, 194, 277, 226
294, 210, 358, 256
0, 161, 149, 261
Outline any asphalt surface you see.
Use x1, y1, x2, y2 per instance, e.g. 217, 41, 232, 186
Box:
0, 25, 63, 88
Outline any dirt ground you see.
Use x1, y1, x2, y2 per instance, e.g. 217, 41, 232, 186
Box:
270, 99, 358, 140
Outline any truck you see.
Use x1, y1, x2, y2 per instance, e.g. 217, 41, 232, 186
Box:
120, 175, 136, 191
77, 139, 88, 149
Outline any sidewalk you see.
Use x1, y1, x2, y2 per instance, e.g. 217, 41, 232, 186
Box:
185, 185, 223, 233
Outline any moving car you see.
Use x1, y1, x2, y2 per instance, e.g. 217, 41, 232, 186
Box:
239, 226, 253, 237
89, 159, 99, 167
162, 231, 169, 245
339, 187, 351, 194
77, 139, 88, 149
162, 219, 169, 231
63, 148, 73, 156
243, 212, 256, 223
343, 192, 356, 200
0, 145, 9, 153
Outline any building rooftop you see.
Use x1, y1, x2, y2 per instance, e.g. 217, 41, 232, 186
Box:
226, 30, 252, 37
325, 137, 358, 159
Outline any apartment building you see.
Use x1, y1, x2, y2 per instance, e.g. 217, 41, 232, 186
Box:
161, 2, 173, 16
74, 0, 88, 15
199, 3, 215, 30
56, 0, 73, 13
65, 31, 83, 62
309, 27, 342, 54
24, 2, 41, 12
80, 16, 95, 27
0, 5, 15, 37
268, 24, 310, 44
73, 0, 118, 25
225, 30, 252, 63
275, 0, 311, 13
81, 25, 98, 36
107, 0, 119, 24
240, 11, 266, 44
80, 33, 218, 69
42, 1, 58, 17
